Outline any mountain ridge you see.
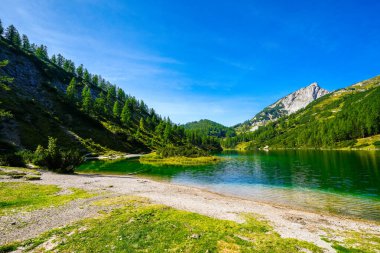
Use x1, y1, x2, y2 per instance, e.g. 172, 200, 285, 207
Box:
237, 82, 329, 132
223, 75, 380, 150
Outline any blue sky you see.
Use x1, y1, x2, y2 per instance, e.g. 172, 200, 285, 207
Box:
1, 0, 380, 126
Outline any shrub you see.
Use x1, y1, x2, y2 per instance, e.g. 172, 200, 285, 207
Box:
157, 144, 209, 158
0, 153, 25, 167
33, 137, 82, 173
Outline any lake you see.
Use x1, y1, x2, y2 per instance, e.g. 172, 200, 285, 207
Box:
77, 150, 380, 221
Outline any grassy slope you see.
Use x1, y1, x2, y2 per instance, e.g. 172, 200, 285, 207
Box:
232, 75, 380, 150
1, 195, 322, 253
184, 119, 235, 137
0, 38, 148, 154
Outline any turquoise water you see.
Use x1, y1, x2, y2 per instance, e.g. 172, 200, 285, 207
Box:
77, 150, 380, 221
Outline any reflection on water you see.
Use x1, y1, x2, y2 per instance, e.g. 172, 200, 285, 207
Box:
77, 150, 380, 221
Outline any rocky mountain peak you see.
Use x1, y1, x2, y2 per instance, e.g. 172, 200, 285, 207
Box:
239, 82, 329, 132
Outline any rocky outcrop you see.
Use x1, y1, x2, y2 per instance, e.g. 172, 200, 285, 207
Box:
248, 83, 329, 131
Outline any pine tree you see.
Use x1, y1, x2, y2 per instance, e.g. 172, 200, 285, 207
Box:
0, 19, 3, 35
121, 102, 131, 125
5, 25, 21, 47
76, 64, 84, 78
139, 118, 145, 130
35, 45, 48, 59
83, 69, 90, 83
51, 54, 57, 64
117, 88, 126, 102
21, 34, 30, 50
81, 86, 92, 113
106, 85, 116, 113
66, 78, 77, 102
57, 54, 64, 67
63, 60, 75, 73
92, 75, 99, 86
94, 92, 106, 115
113, 101, 120, 118
30, 43, 37, 52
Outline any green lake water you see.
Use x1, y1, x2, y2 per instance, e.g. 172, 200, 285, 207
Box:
77, 150, 380, 221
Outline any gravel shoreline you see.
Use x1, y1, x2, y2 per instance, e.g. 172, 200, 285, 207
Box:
2, 171, 380, 252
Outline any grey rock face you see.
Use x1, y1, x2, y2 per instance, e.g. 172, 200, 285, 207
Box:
249, 83, 329, 131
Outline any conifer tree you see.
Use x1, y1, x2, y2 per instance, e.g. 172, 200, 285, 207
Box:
0, 19, 3, 35
81, 86, 92, 113
57, 54, 64, 67
113, 101, 120, 118
5, 25, 21, 47
117, 88, 126, 102
83, 69, 90, 83
51, 54, 57, 64
66, 78, 77, 102
63, 60, 75, 73
121, 102, 131, 125
21, 34, 30, 50
139, 118, 145, 130
94, 92, 106, 115
35, 45, 48, 59
76, 64, 84, 78
106, 85, 116, 113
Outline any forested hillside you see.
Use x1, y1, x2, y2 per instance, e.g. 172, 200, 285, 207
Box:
184, 119, 235, 138
0, 20, 219, 166
222, 76, 380, 150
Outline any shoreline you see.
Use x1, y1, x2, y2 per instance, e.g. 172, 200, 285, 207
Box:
76, 171, 380, 225
2, 171, 379, 252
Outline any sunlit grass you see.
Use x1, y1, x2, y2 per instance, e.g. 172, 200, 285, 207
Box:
0, 182, 94, 216
6, 196, 322, 253
140, 153, 223, 166
323, 229, 380, 253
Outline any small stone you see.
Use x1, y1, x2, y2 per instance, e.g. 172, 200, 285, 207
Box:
190, 233, 200, 239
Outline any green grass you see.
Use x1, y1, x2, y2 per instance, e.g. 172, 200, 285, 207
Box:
323, 229, 380, 253
0, 182, 94, 216
140, 153, 223, 166
10, 196, 321, 253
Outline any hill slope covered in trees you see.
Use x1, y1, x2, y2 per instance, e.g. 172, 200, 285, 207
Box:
0, 20, 220, 165
223, 76, 380, 150
183, 119, 235, 138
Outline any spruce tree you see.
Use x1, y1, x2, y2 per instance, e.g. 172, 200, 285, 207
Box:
66, 78, 77, 102
81, 86, 92, 113
113, 101, 120, 118
51, 54, 57, 64
57, 54, 64, 67
117, 88, 126, 102
76, 64, 84, 78
21, 34, 30, 50
5, 25, 21, 47
121, 102, 131, 125
92, 75, 99, 86
35, 45, 48, 59
94, 92, 106, 115
83, 69, 90, 83
139, 118, 145, 130
0, 19, 4, 36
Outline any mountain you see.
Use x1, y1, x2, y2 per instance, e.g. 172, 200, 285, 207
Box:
183, 119, 235, 138
0, 28, 220, 162
236, 83, 329, 132
223, 75, 380, 150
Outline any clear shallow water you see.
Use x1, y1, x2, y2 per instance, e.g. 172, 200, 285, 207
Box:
77, 150, 380, 221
